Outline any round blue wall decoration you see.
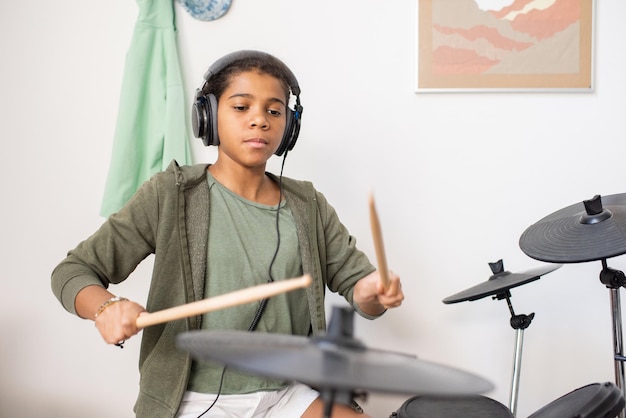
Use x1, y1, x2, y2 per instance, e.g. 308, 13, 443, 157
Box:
177, 0, 232, 21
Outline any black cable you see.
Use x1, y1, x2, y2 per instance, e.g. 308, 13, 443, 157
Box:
248, 151, 287, 331
195, 152, 288, 417
196, 366, 226, 418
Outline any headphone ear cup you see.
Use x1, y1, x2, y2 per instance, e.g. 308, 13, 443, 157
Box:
207, 93, 219, 146
192, 92, 219, 146
191, 92, 208, 145
274, 108, 301, 156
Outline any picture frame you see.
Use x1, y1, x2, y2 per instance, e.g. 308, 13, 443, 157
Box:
416, 0, 594, 92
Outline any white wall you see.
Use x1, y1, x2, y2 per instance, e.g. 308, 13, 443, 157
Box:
2, 1, 626, 417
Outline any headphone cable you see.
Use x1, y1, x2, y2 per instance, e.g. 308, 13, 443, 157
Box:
248, 150, 287, 331
195, 151, 288, 417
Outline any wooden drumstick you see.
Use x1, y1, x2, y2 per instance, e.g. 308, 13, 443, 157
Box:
136, 274, 312, 328
369, 192, 390, 290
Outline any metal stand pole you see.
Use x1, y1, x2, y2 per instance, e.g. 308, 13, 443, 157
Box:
509, 328, 525, 417
499, 292, 534, 417
610, 288, 625, 418
599, 259, 626, 418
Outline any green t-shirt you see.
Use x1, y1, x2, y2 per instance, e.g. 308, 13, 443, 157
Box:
187, 172, 311, 394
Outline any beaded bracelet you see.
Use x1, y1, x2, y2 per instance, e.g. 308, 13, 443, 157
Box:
94, 296, 129, 319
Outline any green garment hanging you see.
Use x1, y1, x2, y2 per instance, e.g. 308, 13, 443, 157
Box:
100, 0, 192, 218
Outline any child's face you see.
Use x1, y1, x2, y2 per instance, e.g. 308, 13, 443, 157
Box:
216, 70, 288, 168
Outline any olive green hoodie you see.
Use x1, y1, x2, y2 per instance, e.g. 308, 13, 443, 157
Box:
52, 160, 377, 417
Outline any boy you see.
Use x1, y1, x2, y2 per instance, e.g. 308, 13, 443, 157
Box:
52, 50, 404, 417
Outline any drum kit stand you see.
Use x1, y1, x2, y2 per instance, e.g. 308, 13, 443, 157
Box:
518, 193, 626, 418
442, 259, 561, 416
173, 193, 626, 418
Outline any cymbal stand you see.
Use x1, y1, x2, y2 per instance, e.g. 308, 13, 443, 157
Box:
493, 290, 534, 417
599, 259, 626, 418
313, 306, 368, 418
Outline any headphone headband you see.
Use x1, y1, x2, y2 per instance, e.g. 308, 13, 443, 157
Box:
203, 50, 301, 96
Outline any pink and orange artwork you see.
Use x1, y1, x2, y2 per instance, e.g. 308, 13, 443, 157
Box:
417, 0, 593, 91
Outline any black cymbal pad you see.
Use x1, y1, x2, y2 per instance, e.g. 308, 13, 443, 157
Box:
519, 194, 626, 263
176, 330, 494, 396
443, 264, 561, 304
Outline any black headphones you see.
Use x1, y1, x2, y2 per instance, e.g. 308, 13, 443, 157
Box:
191, 50, 303, 156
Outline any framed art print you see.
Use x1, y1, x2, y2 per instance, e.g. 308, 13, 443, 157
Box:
416, 0, 594, 92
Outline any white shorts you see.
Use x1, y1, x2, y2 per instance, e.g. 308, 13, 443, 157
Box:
175, 382, 320, 418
